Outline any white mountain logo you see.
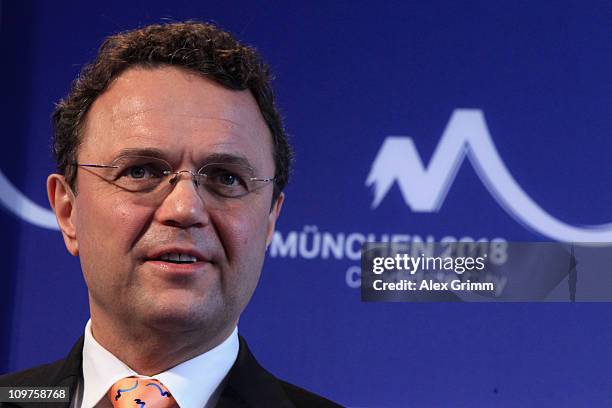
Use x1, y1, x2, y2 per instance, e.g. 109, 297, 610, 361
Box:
366, 109, 612, 242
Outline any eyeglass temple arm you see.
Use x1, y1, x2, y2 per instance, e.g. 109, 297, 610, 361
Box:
250, 177, 275, 183
76, 164, 120, 169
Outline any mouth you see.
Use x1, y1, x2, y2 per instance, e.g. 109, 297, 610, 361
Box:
157, 252, 199, 264
143, 249, 212, 278
145, 249, 211, 265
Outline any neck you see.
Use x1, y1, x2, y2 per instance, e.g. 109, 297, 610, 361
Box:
89, 308, 236, 376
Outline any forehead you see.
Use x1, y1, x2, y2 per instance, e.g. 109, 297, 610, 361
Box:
80, 66, 273, 170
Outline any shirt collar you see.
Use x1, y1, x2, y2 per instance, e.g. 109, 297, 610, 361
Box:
81, 319, 239, 408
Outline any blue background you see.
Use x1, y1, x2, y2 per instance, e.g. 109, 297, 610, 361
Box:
2, 1, 612, 406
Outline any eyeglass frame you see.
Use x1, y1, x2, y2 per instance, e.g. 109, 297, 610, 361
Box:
70, 156, 276, 200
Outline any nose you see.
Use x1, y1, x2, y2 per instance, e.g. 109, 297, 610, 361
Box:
154, 171, 209, 228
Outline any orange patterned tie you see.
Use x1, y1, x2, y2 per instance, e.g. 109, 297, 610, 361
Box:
108, 377, 178, 408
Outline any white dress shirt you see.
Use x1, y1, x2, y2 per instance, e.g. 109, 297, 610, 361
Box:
70, 319, 239, 408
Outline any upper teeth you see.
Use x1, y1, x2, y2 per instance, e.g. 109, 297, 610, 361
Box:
160, 253, 197, 262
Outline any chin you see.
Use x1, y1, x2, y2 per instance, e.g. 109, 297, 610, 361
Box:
139, 296, 232, 334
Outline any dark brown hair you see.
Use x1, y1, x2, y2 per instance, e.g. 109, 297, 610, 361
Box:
52, 21, 291, 201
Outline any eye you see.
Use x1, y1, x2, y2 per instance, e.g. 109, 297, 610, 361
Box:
128, 166, 147, 179
119, 163, 165, 180
218, 172, 239, 186
209, 170, 248, 190
199, 164, 251, 197
107, 155, 172, 193
203, 166, 247, 187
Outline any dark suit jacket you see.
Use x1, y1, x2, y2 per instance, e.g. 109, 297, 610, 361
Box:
0, 336, 342, 408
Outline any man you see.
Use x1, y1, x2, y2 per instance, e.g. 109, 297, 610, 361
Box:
0, 21, 342, 408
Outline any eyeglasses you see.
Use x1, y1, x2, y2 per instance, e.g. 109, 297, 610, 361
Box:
75, 155, 275, 206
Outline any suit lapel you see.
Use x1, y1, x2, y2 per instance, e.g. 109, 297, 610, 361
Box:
3, 337, 83, 408
54, 336, 83, 408
216, 336, 295, 408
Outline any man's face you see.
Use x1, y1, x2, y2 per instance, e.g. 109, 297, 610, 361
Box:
57, 66, 282, 336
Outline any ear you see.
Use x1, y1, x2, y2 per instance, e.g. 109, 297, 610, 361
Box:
266, 192, 284, 248
47, 174, 79, 256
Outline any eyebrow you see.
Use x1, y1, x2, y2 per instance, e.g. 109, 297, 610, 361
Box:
112, 147, 168, 161
200, 153, 254, 169
111, 148, 256, 170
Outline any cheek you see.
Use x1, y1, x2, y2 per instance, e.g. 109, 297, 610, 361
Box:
75, 190, 153, 257
76, 193, 155, 295
210, 206, 269, 311
211, 205, 270, 262
113, 201, 153, 247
